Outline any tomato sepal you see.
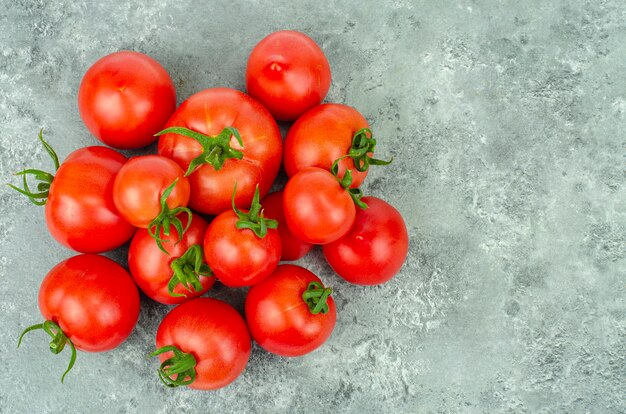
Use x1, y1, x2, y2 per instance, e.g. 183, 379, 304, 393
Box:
155, 126, 244, 175
232, 184, 277, 239
148, 345, 197, 388
330, 159, 368, 210
148, 179, 193, 254
17, 320, 77, 383
168, 244, 212, 298
302, 281, 333, 315
348, 128, 393, 172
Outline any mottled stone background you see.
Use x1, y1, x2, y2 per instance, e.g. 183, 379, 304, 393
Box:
0, 1, 624, 413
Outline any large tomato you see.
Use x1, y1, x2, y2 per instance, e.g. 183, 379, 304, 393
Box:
283, 167, 363, 244
245, 30, 331, 121
150, 298, 251, 390
157, 88, 282, 215
203, 187, 281, 287
245, 265, 336, 357
18, 254, 140, 382
128, 214, 215, 305
261, 191, 313, 261
9, 131, 135, 253
323, 196, 408, 285
78, 51, 176, 149
284, 104, 390, 188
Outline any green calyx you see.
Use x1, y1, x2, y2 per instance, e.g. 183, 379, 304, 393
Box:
7, 129, 60, 205
148, 179, 193, 255
302, 281, 333, 315
348, 128, 392, 172
155, 126, 244, 176
330, 158, 368, 210
231, 184, 277, 238
148, 345, 197, 388
168, 244, 212, 298
17, 320, 77, 383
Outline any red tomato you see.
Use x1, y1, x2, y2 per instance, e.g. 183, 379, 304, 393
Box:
128, 214, 215, 305
283, 167, 357, 244
9, 132, 135, 253
113, 155, 190, 228
323, 197, 408, 285
203, 188, 281, 287
18, 254, 140, 382
151, 298, 251, 390
245, 265, 336, 357
261, 191, 314, 261
157, 88, 282, 215
78, 51, 176, 149
284, 104, 390, 188
246, 30, 331, 121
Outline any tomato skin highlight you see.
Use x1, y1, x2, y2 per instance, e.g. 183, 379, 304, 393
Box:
283, 167, 356, 245
128, 214, 214, 305
78, 51, 176, 149
158, 88, 282, 215
246, 31, 331, 121
284, 103, 370, 188
112, 155, 190, 228
155, 298, 251, 390
261, 191, 314, 261
323, 196, 408, 285
245, 265, 336, 357
38, 254, 140, 352
203, 210, 281, 287
45, 146, 136, 253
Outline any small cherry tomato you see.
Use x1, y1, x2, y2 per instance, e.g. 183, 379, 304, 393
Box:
246, 30, 331, 121
261, 191, 314, 261
78, 51, 176, 149
128, 214, 215, 305
18, 254, 140, 382
150, 298, 251, 390
204, 186, 281, 287
323, 196, 408, 285
245, 264, 336, 357
284, 104, 391, 188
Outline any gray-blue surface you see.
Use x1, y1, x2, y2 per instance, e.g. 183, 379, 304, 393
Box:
1, 1, 624, 413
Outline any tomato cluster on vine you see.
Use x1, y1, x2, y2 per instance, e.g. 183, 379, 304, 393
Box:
11, 30, 409, 390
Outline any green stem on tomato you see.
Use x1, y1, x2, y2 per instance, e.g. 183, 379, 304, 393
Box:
302, 281, 333, 315
17, 320, 77, 383
155, 126, 244, 176
147, 179, 193, 255
231, 183, 277, 238
168, 244, 212, 298
347, 128, 392, 172
7, 129, 60, 205
148, 345, 197, 388
330, 158, 368, 210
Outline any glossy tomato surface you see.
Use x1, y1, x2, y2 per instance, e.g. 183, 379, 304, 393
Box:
38, 254, 140, 352
113, 155, 190, 228
46, 146, 136, 253
155, 298, 251, 390
78, 51, 176, 149
245, 265, 336, 357
203, 210, 281, 287
261, 191, 313, 261
323, 197, 408, 285
283, 167, 356, 245
246, 30, 331, 121
128, 214, 214, 304
158, 88, 282, 215
284, 103, 370, 188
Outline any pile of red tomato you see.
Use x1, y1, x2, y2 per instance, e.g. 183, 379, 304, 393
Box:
12, 31, 409, 390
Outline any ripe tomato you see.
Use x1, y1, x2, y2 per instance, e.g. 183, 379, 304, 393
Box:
245, 265, 336, 357
157, 88, 282, 215
113, 155, 191, 251
323, 197, 408, 285
246, 30, 331, 121
204, 187, 281, 287
128, 214, 215, 305
18, 254, 140, 382
9, 131, 135, 253
261, 191, 313, 261
284, 104, 390, 188
283, 167, 363, 244
78, 51, 176, 149
150, 298, 251, 390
